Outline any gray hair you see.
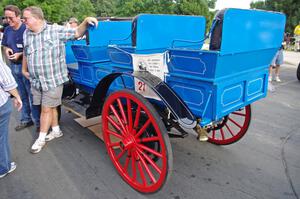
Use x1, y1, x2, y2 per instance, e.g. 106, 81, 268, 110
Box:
69, 17, 78, 24
23, 6, 44, 20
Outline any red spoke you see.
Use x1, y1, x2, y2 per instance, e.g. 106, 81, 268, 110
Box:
137, 161, 147, 186
220, 128, 225, 140
208, 105, 251, 145
232, 111, 246, 116
116, 149, 127, 161
228, 117, 242, 129
133, 106, 141, 134
138, 136, 160, 143
135, 119, 151, 139
137, 148, 161, 174
137, 150, 157, 183
225, 123, 235, 137
123, 151, 131, 172
108, 142, 121, 148
212, 130, 216, 139
107, 116, 123, 133
110, 104, 127, 133
127, 99, 133, 132
131, 151, 137, 181
117, 98, 128, 124
107, 129, 123, 139
137, 144, 163, 158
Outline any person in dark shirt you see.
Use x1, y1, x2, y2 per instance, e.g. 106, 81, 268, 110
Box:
1, 5, 40, 131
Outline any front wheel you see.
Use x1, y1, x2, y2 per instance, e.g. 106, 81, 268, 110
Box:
207, 105, 251, 145
102, 89, 173, 193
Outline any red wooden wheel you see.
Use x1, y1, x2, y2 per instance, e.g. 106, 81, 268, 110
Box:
207, 105, 251, 145
102, 89, 172, 193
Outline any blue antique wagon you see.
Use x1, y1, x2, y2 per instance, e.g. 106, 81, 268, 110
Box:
65, 9, 285, 193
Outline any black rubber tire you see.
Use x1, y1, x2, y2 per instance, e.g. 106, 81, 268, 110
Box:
297, 62, 300, 81
57, 105, 61, 121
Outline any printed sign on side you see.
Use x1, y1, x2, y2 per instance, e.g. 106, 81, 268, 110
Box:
132, 53, 168, 100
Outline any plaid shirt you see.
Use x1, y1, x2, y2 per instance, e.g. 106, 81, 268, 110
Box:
0, 59, 18, 107
23, 23, 76, 91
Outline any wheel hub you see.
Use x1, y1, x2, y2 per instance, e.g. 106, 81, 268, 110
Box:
120, 134, 136, 150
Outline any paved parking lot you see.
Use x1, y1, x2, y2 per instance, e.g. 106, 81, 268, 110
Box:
0, 52, 299, 199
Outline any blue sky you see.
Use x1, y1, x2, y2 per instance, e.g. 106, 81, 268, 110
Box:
215, 0, 259, 10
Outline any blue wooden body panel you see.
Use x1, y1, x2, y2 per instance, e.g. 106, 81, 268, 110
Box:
134, 14, 206, 51
166, 67, 268, 124
89, 21, 132, 46
67, 20, 132, 93
75, 61, 134, 94
220, 9, 286, 54
72, 45, 110, 63
66, 40, 86, 85
68, 10, 286, 126
66, 40, 86, 64
163, 9, 285, 124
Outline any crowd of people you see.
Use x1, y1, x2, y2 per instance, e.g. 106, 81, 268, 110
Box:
0, 4, 97, 178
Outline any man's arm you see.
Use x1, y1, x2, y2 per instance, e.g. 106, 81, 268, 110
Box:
8, 51, 23, 62
8, 88, 22, 111
2, 46, 13, 58
75, 17, 98, 39
0, 60, 22, 111
22, 53, 30, 80
2, 44, 23, 62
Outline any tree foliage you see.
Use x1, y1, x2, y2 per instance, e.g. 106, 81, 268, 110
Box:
115, 0, 175, 17
70, 0, 96, 21
115, 0, 212, 30
0, 0, 95, 23
250, 0, 300, 34
174, 0, 213, 29
91, 0, 117, 17
175, 0, 209, 16
0, 0, 214, 29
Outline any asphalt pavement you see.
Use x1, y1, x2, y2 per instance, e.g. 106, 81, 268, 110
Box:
0, 51, 299, 199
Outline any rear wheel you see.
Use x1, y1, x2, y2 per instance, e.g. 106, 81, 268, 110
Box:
207, 105, 251, 145
102, 89, 172, 193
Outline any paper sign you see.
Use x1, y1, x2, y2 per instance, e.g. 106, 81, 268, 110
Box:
132, 53, 168, 100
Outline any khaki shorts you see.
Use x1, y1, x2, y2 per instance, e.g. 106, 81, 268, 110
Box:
31, 85, 63, 107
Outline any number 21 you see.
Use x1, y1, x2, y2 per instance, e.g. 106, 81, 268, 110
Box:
138, 81, 146, 92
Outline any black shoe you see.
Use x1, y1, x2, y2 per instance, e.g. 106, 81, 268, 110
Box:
15, 121, 34, 131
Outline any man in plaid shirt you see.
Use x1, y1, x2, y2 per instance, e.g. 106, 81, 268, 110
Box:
22, 6, 97, 153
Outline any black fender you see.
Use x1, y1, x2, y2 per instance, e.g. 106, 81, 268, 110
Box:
86, 71, 196, 129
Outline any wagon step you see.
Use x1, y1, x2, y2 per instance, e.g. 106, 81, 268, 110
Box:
62, 94, 88, 118
168, 126, 189, 138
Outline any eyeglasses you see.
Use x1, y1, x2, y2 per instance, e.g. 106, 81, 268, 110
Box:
4, 16, 16, 21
